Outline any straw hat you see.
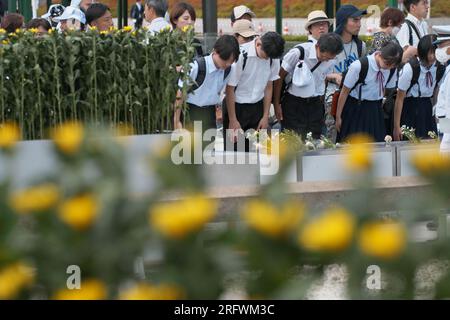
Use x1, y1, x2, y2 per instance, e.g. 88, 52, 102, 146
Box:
304, 10, 333, 31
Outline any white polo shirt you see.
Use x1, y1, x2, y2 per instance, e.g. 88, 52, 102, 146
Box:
179, 54, 235, 107
344, 53, 398, 101
148, 17, 171, 34
281, 42, 335, 98
397, 59, 443, 98
396, 13, 429, 48
228, 39, 280, 104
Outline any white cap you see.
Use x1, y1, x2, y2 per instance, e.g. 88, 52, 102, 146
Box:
42, 4, 65, 19
232, 19, 258, 38
70, 0, 82, 8
432, 25, 450, 44
232, 5, 256, 21
54, 6, 86, 24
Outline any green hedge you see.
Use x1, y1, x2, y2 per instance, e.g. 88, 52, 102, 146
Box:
0, 28, 195, 140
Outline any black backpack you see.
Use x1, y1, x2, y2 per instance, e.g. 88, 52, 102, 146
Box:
340, 56, 396, 104
191, 56, 232, 91
406, 58, 446, 96
405, 20, 421, 46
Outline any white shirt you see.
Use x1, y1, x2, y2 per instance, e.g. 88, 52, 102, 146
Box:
396, 13, 429, 48
397, 59, 443, 98
307, 35, 318, 45
435, 65, 450, 119
344, 53, 398, 101
148, 17, 171, 34
228, 39, 280, 104
180, 54, 235, 107
281, 42, 335, 98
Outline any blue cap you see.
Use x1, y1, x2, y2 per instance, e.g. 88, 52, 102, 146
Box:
334, 5, 367, 35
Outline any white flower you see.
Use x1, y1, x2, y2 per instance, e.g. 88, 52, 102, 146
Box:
428, 131, 437, 139
384, 135, 392, 143
317, 140, 325, 149
306, 132, 313, 141
305, 141, 315, 150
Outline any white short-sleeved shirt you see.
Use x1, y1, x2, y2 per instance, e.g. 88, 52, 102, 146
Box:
228, 39, 280, 104
344, 53, 398, 101
281, 42, 335, 98
179, 54, 234, 107
435, 65, 450, 119
148, 17, 172, 34
396, 14, 429, 48
307, 35, 317, 45
397, 59, 444, 98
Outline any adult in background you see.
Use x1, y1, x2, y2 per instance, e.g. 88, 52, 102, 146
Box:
230, 5, 255, 27
170, 1, 203, 56
232, 19, 258, 45
396, 0, 430, 53
54, 6, 86, 32
42, 4, 65, 29
304, 10, 332, 45
26, 18, 51, 35
1, 13, 24, 33
144, 0, 171, 34
85, 3, 113, 32
130, 0, 144, 30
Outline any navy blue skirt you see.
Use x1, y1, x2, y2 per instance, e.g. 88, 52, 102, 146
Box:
338, 96, 386, 142
400, 97, 437, 139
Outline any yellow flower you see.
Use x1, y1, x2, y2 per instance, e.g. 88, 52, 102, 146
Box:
48, 28, 54, 34
0, 122, 20, 149
29, 28, 38, 34
54, 279, 107, 300
345, 134, 374, 171
0, 262, 35, 299
9, 184, 60, 214
150, 194, 217, 239
132, 31, 137, 37
1, 40, 8, 45
0, 28, 6, 34
100, 30, 108, 35
58, 194, 99, 231
358, 221, 406, 259
51, 122, 84, 155
119, 283, 184, 300
411, 149, 450, 174
181, 25, 192, 33
123, 26, 133, 32
242, 199, 305, 238
299, 207, 355, 252
88, 26, 98, 31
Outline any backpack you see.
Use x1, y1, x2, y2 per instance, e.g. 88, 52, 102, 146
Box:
331, 57, 396, 115
278, 44, 322, 102
354, 36, 364, 59
406, 58, 446, 96
192, 56, 232, 91
405, 20, 422, 47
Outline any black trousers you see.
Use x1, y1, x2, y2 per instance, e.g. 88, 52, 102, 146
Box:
223, 99, 264, 152
281, 93, 324, 140
186, 103, 216, 132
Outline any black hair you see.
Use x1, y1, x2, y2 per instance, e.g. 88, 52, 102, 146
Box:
25, 18, 51, 31
404, 0, 422, 12
145, 0, 168, 18
317, 33, 344, 55
260, 31, 285, 59
380, 41, 403, 67
214, 35, 240, 62
85, 3, 110, 25
417, 34, 437, 63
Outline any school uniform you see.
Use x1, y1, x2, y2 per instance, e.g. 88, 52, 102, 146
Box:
223, 39, 280, 151
280, 42, 335, 139
397, 59, 443, 138
180, 54, 234, 131
339, 53, 398, 142
396, 13, 429, 48
436, 65, 450, 154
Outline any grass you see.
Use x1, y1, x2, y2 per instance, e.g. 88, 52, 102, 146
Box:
39, 0, 450, 18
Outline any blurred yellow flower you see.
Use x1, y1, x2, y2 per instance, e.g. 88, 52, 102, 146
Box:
115, 123, 135, 137
1, 40, 8, 45
9, 184, 60, 214
411, 150, 450, 174
0, 262, 35, 299
181, 25, 192, 33
29, 28, 38, 34
358, 221, 406, 259
48, 28, 54, 34
132, 31, 137, 37
100, 30, 108, 35
119, 283, 184, 300
58, 194, 99, 231
299, 207, 355, 252
88, 26, 98, 31
0, 122, 21, 149
242, 199, 305, 238
0, 28, 6, 34
123, 26, 133, 32
54, 279, 107, 300
345, 134, 374, 171
51, 122, 84, 155
150, 195, 217, 239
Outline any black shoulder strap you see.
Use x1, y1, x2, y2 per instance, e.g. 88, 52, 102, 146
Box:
307, 39, 314, 43
354, 37, 363, 58
407, 58, 421, 94
351, 56, 369, 102
386, 68, 396, 86
436, 62, 446, 85
224, 66, 232, 80
192, 56, 206, 91
242, 51, 249, 71
405, 20, 421, 46
295, 45, 305, 67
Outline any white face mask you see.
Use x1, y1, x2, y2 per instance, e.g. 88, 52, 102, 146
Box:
391, 26, 401, 36
436, 46, 450, 64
